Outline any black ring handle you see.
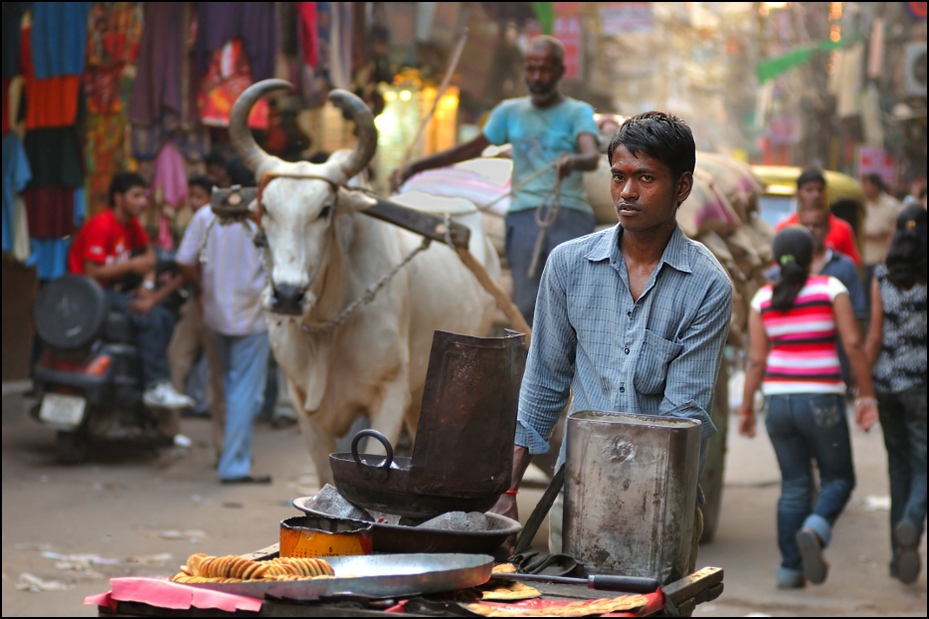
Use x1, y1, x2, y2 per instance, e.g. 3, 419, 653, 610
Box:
350, 429, 395, 471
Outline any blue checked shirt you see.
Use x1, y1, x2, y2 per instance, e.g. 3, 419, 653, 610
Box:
516, 224, 733, 461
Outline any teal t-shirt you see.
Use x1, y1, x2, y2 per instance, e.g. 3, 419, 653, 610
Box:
482, 97, 598, 213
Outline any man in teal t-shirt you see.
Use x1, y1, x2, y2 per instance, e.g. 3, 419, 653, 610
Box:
391, 35, 600, 325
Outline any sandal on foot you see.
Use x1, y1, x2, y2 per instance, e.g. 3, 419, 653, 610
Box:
796, 527, 829, 585
894, 520, 921, 585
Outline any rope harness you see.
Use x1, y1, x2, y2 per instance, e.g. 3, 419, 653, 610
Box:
204, 171, 433, 335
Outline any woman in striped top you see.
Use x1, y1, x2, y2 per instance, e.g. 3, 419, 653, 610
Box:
738, 225, 878, 590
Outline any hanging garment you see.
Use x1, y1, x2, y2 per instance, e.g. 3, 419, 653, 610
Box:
29, 2, 93, 78
328, 2, 353, 89
128, 2, 191, 129
12, 194, 30, 261
21, 25, 82, 130
1, 2, 27, 81
24, 126, 84, 187
198, 39, 269, 129
2, 133, 31, 253
152, 141, 187, 209
193, 3, 278, 83
26, 237, 71, 281
22, 186, 77, 239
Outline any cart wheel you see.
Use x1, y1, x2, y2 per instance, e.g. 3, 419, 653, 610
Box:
56, 430, 89, 465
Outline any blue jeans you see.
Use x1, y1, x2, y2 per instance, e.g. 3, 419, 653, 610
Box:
212, 331, 270, 480
765, 393, 856, 572
505, 208, 595, 326
105, 289, 174, 388
877, 386, 927, 557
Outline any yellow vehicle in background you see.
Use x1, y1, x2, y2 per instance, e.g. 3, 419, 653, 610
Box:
751, 165, 866, 257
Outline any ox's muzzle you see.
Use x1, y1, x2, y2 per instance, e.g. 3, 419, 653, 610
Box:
271, 284, 307, 315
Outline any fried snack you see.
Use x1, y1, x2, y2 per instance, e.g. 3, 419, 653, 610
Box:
466, 593, 649, 617
491, 563, 517, 574
173, 553, 337, 583
479, 579, 541, 601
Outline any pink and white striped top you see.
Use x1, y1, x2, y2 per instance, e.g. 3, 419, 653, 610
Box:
750, 275, 849, 395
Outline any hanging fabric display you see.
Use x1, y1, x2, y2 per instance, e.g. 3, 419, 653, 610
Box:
84, 1, 143, 218
193, 2, 279, 85
198, 39, 269, 129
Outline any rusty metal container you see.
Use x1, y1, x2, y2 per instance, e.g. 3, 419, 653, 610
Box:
562, 411, 702, 584
280, 515, 373, 558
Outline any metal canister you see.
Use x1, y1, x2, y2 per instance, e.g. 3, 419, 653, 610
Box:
562, 411, 702, 584
280, 515, 374, 558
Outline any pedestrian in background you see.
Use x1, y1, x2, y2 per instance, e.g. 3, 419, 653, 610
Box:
175, 192, 272, 485
861, 172, 903, 307
391, 35, 600, 326
865, 204, 927, 585
167, 176, 226, 456
739, 225, 878, 590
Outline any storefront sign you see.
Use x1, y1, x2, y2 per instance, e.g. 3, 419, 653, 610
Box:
599, 2, 654, 35
905, 2, 927, 20
857, 146, 897, 189
526, 4, 583, 80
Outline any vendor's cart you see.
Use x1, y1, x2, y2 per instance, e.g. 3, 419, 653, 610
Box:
92, 544, 723, 618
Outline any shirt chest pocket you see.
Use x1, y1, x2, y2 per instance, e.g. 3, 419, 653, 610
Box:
633, 330, 684, 395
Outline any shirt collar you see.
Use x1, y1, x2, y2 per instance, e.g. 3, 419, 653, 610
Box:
585, 224, 693, 274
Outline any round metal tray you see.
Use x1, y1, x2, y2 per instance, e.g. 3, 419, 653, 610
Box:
183, 553, 492, 601
293, 499, 522, 555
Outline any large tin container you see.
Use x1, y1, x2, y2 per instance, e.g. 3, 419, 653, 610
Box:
563, 411, 702, 584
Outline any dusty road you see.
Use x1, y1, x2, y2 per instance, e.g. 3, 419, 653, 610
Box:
2, 383, 925, 617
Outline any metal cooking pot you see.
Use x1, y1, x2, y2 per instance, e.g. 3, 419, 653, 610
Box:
329, 329, 526, 519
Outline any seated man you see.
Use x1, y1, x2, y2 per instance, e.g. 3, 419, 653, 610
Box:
67, 172, 194, 413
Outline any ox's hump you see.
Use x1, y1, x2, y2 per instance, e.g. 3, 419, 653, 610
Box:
390, 191, 478, 216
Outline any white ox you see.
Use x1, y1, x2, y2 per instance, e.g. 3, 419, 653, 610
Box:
229, 80, 501, 485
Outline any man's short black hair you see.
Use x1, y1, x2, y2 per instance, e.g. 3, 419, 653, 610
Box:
607, 111, 696, 182
796, 168, 826, 189
188, 176, 214, 195
108, 172, 147, 208
204, 152, 228, 170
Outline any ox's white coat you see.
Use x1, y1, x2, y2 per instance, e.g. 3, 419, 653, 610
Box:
256, 158, 500, 485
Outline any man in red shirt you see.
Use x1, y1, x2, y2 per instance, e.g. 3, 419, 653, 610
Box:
774, 169, 862, 267
68, 172, 194, 412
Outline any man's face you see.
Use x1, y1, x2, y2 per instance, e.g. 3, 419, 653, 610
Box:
188, 185, 211, 210
115, 185, 149, 218
798, 205, 829, 250
207, 164, 231, 188
609, 145, 691, 234
524, 45, 563, 105
797, 180, 826, 211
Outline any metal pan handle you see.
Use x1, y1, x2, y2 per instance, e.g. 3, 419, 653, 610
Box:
350, 429, 395, 472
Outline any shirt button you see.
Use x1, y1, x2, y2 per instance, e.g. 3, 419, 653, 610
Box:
624, 347, 630, 354
626, 311, 632, 317
619, 387, 625, 393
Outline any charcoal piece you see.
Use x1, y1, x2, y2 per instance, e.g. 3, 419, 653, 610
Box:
416, 511, 489, 532
304, 484, 372, 521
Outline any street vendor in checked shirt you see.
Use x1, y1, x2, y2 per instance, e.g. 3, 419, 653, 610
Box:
492, 112, 733, 571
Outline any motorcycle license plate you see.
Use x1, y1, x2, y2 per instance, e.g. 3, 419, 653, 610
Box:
39, 394, 86, 428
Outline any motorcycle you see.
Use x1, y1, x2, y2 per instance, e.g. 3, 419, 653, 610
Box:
30, 251, 187, 464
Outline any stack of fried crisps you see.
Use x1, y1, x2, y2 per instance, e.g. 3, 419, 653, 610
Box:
171, 553, 336, 584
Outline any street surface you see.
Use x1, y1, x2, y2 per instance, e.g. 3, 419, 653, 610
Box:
1, 382, 925, 617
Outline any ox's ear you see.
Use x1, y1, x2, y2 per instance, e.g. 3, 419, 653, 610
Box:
337, 187, 377, 213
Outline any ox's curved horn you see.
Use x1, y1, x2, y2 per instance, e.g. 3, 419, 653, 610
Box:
230, 79, 293, 172
328, 89, 377, 181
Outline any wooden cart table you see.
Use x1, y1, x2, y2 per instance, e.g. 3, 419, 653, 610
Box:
94, 546, 723, 618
